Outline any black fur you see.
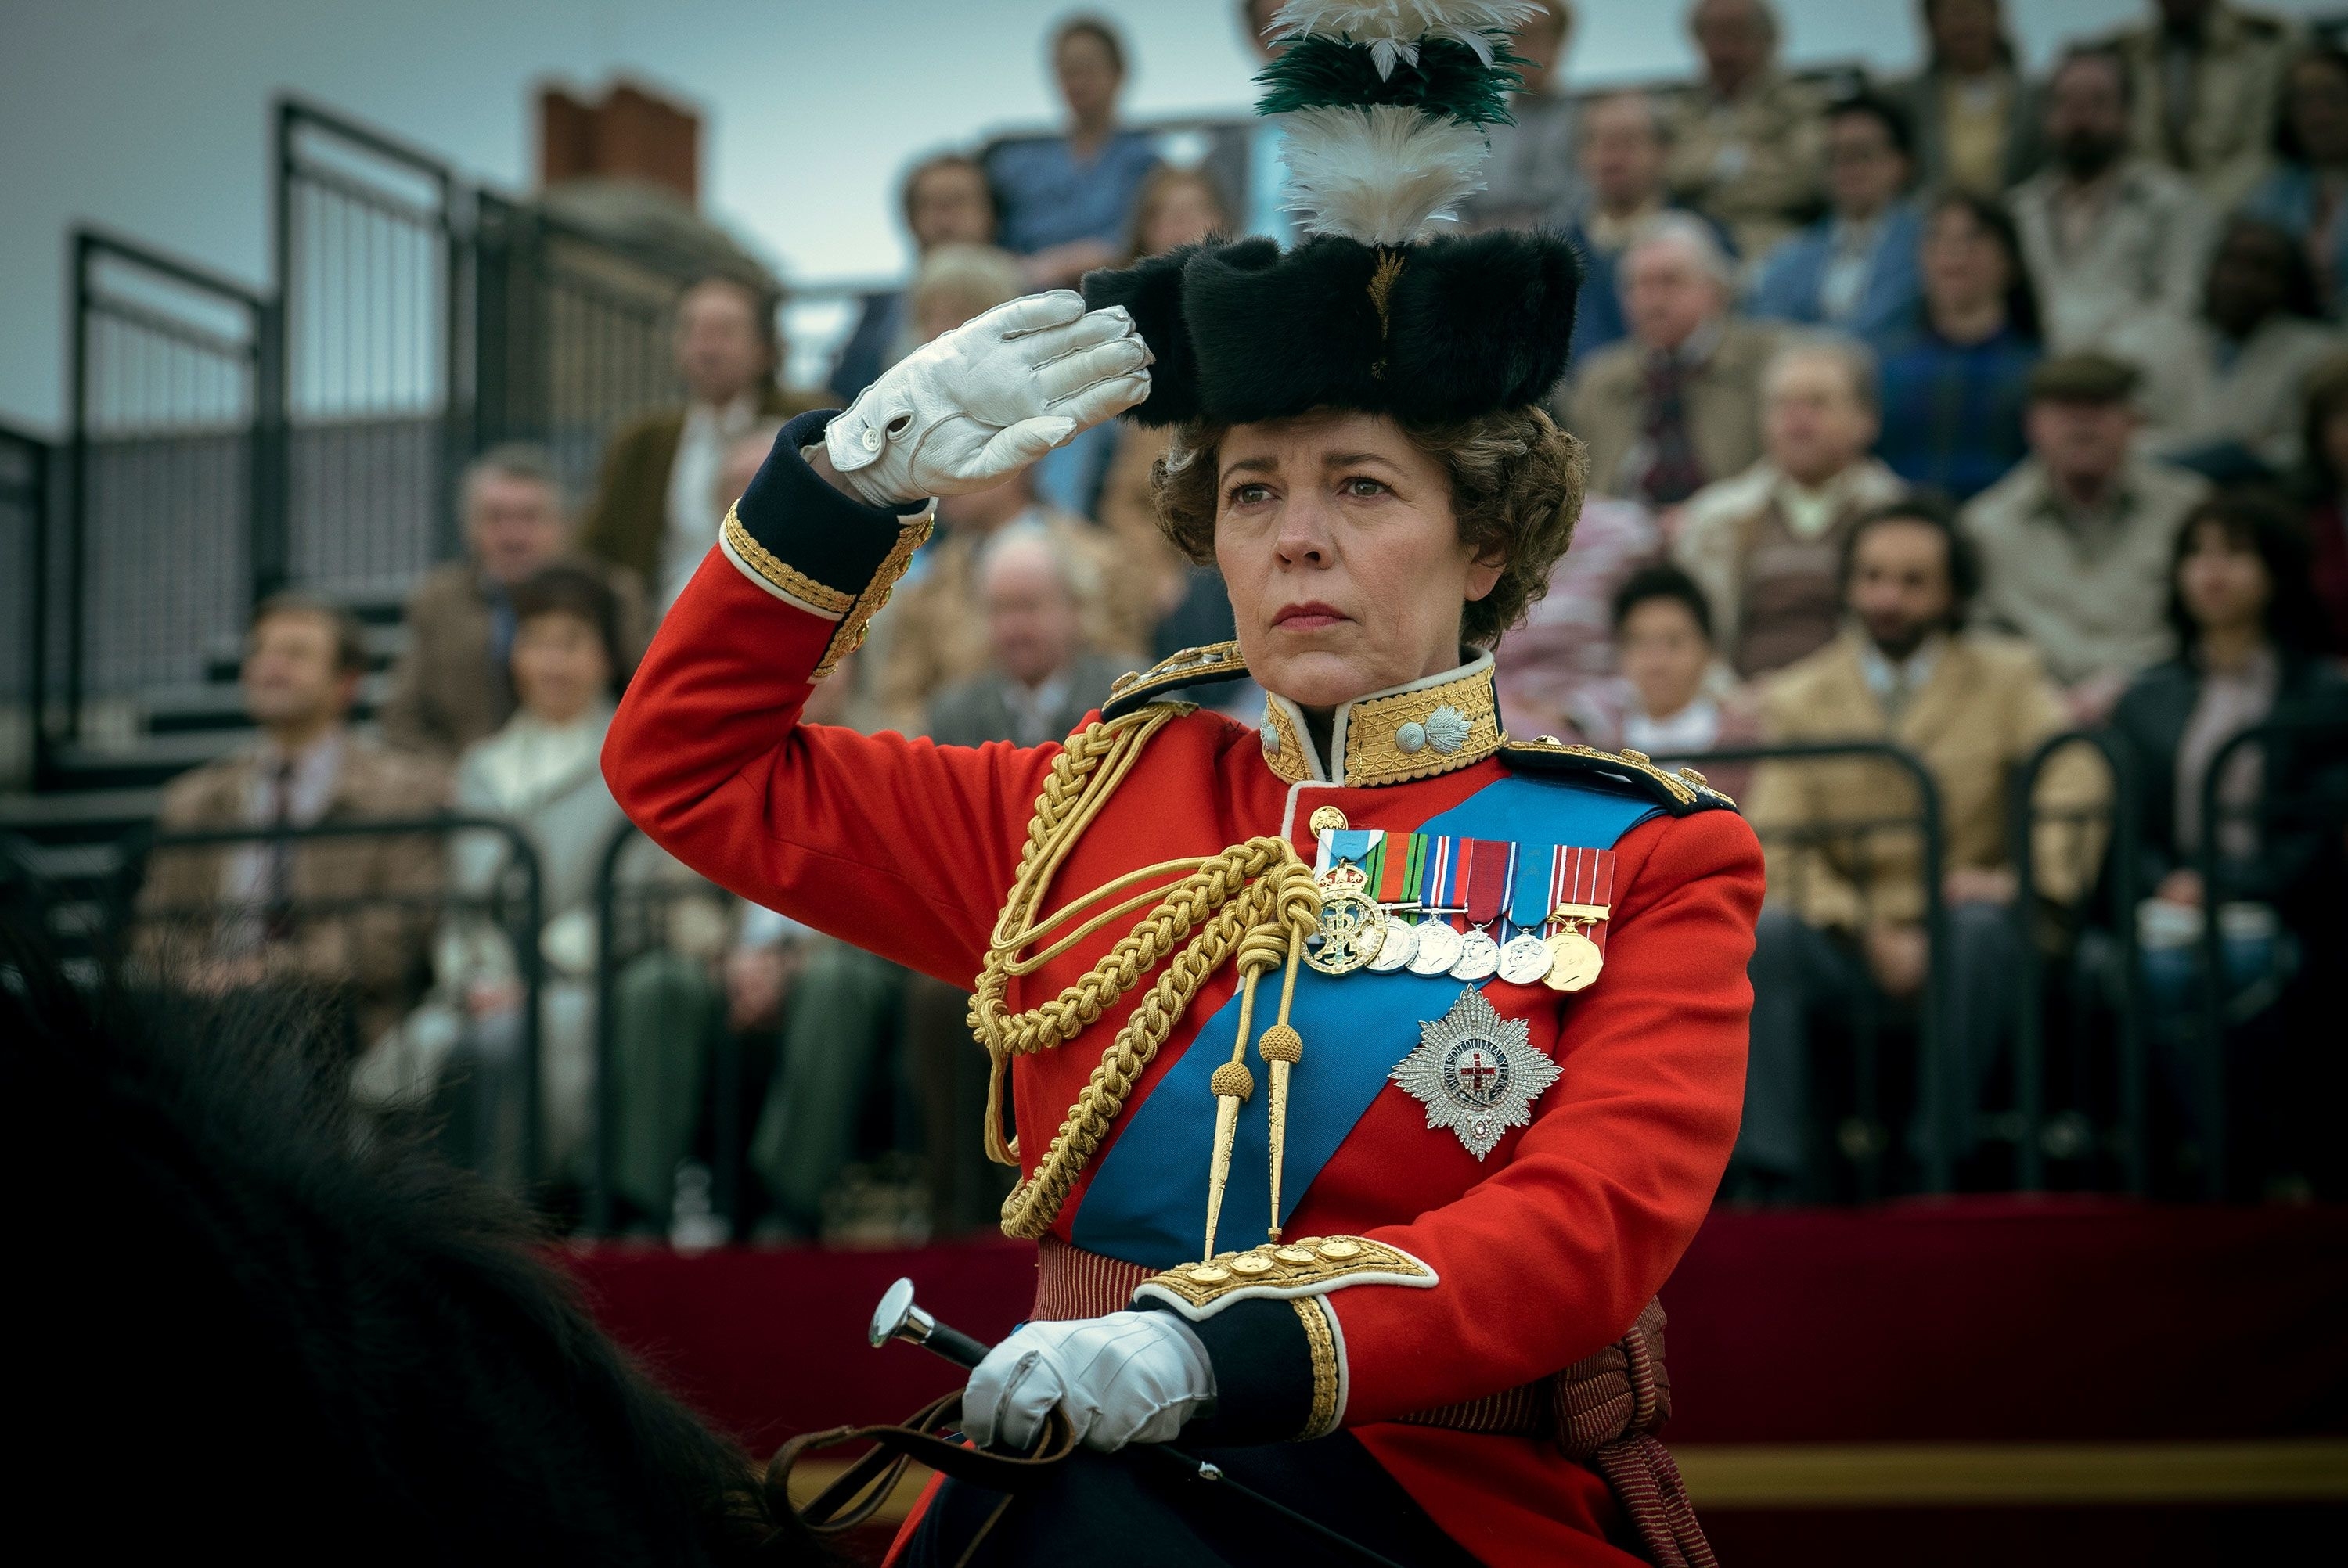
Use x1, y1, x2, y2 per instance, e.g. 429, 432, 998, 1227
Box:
1082, 230, 1581, 429
0, 926, 826, 1566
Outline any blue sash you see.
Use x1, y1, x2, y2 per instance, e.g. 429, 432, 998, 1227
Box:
1069, 774, 1661, 1268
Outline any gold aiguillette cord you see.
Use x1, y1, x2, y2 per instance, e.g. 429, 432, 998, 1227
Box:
1199, 872, 1316, 1262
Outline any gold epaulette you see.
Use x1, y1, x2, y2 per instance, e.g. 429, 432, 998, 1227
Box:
1497, 736, 1739, 815
1102, 640, 1251, 720
1131, 1235, 1437, 1320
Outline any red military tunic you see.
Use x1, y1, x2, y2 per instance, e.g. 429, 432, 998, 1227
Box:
605, 414, 1762, 1566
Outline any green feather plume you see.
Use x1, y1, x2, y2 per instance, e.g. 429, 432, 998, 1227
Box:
1255, 34, 1527, 130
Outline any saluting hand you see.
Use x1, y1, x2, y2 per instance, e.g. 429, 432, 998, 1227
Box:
824, 290, 1151, 507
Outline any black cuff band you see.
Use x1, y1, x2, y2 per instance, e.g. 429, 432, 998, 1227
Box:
734, 408, 930, 601
1140, 1296, 1315, 1446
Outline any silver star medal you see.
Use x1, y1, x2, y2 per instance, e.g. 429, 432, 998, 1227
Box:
1391, 988, 1561, 1160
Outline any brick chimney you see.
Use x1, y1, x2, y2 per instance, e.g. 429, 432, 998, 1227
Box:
538, 80, 700, 207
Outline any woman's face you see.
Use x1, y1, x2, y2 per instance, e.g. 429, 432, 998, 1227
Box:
1618, 597, 1712, 720
2289, 57, 2348, 166
1921, 204, 2008, 316
1141, 178, 1225, 257
1213, 410, 1501, 710
1928, 0, 2003, 76
512, 610, 611, 725
2176, 522, 2272, 638
1055, 31, 1122, 126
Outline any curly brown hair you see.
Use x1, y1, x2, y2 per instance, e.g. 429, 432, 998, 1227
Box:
1150, 406, 1587, 647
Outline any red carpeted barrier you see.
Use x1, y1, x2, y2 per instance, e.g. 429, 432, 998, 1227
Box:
561, 1196, 2348, 1451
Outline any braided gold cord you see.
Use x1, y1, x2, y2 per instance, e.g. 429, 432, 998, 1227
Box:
967, 705, 1322, 1240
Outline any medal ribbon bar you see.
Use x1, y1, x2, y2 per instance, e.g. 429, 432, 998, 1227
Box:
1547, 846, 1616, 952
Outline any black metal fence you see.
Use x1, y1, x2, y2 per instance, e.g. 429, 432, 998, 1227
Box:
0, 425, 51, 789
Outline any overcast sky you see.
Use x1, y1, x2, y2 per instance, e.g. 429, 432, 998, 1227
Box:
4, 0, 2334, 430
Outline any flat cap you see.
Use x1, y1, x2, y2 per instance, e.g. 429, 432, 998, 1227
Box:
2028, 351, 2140, 405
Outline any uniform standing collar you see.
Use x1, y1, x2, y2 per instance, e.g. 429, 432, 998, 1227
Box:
1257, 651, 1502, 787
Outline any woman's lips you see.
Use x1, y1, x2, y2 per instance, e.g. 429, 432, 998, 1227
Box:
1272, 602, 1349, 631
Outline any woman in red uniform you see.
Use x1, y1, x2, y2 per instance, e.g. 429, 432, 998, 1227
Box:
607, 6, 1759, 1563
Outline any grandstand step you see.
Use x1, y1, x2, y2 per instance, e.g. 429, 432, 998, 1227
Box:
41, 729, 247, 793
0, 784, 164, 847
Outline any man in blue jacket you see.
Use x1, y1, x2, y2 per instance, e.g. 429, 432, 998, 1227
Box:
1750, 91, 1924, 341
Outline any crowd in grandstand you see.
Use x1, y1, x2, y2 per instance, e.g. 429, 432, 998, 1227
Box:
128, 0, 2348, 1232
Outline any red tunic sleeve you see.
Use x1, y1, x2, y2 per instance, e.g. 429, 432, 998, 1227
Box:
602, 411, 1059, 988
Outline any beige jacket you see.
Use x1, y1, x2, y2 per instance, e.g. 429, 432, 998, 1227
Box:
136, 737, 449, 1041
2111, 2, 2299, 211
1660, 70, 1831, 262
1959, 455, 2209, 686
1747, 629, 2111, 930
1670, 456, 1908, 672
1564, 319, 1780, 505
873, 506, 1151, 737
2009, 159, 2218, 354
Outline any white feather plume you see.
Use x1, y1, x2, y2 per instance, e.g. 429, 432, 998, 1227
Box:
1276, 104, 1489, 244
1270, 0, 1538, 77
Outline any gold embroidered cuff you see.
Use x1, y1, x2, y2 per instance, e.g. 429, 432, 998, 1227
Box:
1131, 1235, 1436, 1321
812, 512, 931, 681
721, 505, 855, 617
1293, 1296, 1343, 1440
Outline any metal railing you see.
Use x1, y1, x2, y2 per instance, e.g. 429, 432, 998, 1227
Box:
65, 228, 275, 725
0, 425, 52, 789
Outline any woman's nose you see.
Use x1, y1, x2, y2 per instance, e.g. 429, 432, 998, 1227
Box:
1273, 494, 1333, 565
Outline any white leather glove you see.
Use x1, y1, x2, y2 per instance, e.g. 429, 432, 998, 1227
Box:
825, 290, 1152, 507
962, 1311, 1215, 1454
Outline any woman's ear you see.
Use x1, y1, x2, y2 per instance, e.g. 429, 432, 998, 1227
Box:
1464, 547, 1507, 602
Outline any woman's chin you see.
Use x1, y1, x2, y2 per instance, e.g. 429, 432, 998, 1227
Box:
1251, 647, 1403, 710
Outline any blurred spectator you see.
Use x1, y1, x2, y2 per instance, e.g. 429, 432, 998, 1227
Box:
1961, 353, 2210, 723
828, 153, 999, 402
908, 243, 1032, 347
1870, 192, 2043, 502
2155, 217, 2341, 473
1673, 336, 1906, 678
911, 527, 1136, 1233
2241, 45, 2348, 319
2110, 493, 2343, 1178
1750, 91, 1925, 340
2109, 0, 2297, 210
1492, 495, 1662, 748
1100, 167, 1236, 649
138, 593, 445, 1049
1567, 214, 1777, 505
582, 275, 819, 613
1887, 0, 2044, 196
397, 566, 724, 1214
876, 455, 1144, 737
380, 445, 645, 761
1662, 0, 1828, 262
1462, 1, 1584, 233
987, 13, 1161, 290
1579, 564, 1760, 799
1737, 499, 2108, 1196
2010, 46, 2218, 356
1565, 92, 1734, 364
1204, 0, 1294, 243
2292, 351, 2348, 650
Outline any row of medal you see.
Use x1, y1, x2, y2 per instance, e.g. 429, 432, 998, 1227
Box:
1304, 828, 1617, 994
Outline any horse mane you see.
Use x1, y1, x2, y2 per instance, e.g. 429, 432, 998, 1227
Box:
1, 922, 826, 1566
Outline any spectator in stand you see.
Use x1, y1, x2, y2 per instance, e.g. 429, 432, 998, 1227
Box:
380, 445, 645, 761
1961, 353, 2211, 723
2242, 45, 2348, 320
1205, 0, 1294, 243
2009, 46, 2218, 358
828, 153, 999, 403
1736, 498, 2109, 1197
987, 13, 1161, 290
1750, 92, 1925, 341
1574, 564, 1761, 800
907, 243, 1032, 350
1888, 0, 2044, 197
582, 274, 819, 615
1461, 1, 1584, 233
2109, 0, 2298, 211
138, 593, 445, 1051
1565, 92, 1734, 364
1673, 336, 1907, 678
2110, 493, 2344, 1184
1662, 0, 1828, 263
2155, 218, 2342, 475
395, 566, 726, 1212
1567, 214, 1777, 507
1098, 167, 1237, 654
1490, 492, 1662, 749
1871, 192, 2043, 502
911, 527, 1137, 1233
2292, 352, 2348, 651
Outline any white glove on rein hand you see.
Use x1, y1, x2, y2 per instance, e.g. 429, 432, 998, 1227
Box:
825, 290, 1152, 507
962, 1310, 1216, 1454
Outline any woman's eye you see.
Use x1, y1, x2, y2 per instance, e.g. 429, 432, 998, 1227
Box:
1228, 482, 1272, 507
1342, 475, 1388, 498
